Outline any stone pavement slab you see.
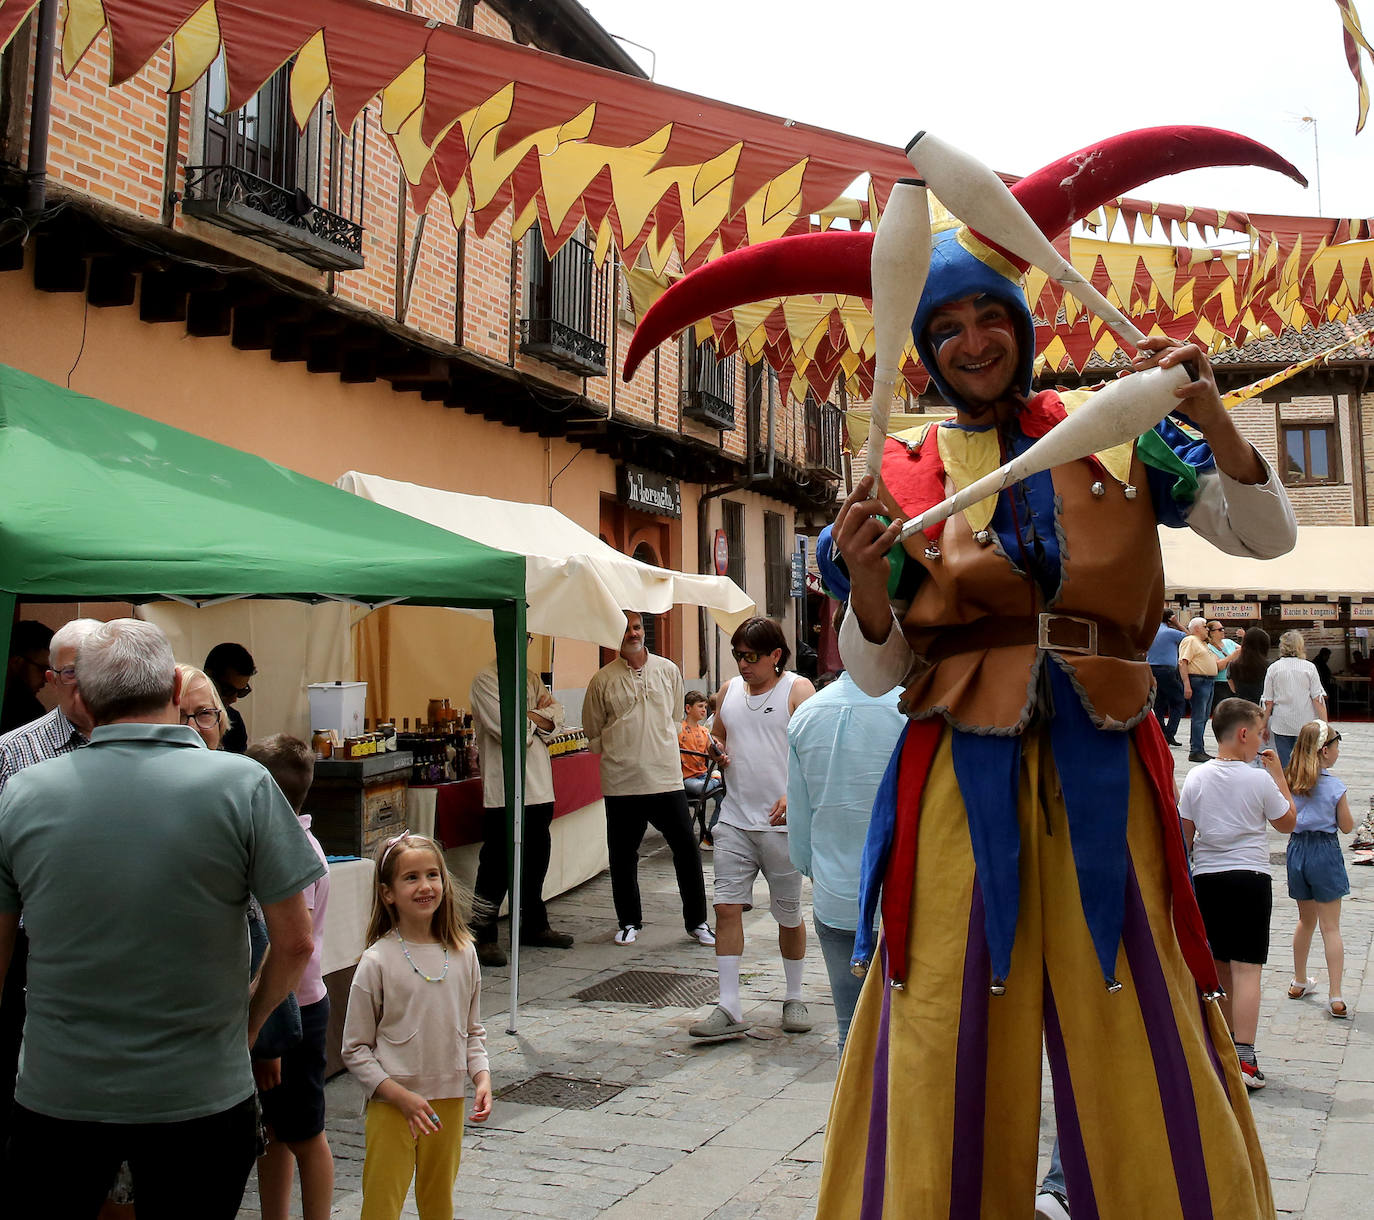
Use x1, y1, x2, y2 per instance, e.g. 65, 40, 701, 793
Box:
237, 719, 1374, 1218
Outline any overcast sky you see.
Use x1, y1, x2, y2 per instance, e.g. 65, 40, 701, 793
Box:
581, 0, 1370, 233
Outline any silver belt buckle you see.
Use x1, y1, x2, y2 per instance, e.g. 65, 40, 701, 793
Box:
1037, 612, 1098, 656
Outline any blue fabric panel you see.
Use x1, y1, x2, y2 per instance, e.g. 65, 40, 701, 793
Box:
950, 728, 1022, 981
852, 722, 908, 970
1046, 661, 1131, 982
1148, 415, 1217, 529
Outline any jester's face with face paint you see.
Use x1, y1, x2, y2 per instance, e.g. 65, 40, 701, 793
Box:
925, 295, 1020, 417
909, 227, 1039, 425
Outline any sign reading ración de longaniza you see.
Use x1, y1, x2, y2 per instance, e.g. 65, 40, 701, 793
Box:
617, 464, 681, 519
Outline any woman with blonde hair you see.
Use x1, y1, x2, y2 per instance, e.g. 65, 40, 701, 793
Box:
1283, 721, 1354, 1017
1261, 630, 1326, 768
174, 662, 230, 750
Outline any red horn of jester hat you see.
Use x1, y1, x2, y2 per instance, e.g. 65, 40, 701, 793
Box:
621, 126, 1306, 381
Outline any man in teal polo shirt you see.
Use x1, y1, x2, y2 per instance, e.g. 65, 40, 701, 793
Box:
0, 619, 323, 1219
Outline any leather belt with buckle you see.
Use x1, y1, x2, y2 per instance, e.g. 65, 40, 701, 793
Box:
922, 613, 1139, 663
1037, 612, 1098, 656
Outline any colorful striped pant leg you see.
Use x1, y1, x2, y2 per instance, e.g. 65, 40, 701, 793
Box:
816, 729, 1272, 1220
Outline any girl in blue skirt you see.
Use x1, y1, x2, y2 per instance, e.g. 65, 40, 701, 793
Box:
1284, 721, 1355, 1017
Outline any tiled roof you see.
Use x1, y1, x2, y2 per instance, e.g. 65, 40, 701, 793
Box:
1067, 309, 1374, 373
1210, 310, 1374, 364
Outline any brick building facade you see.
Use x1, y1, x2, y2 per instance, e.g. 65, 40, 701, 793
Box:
0, 0, 846, 706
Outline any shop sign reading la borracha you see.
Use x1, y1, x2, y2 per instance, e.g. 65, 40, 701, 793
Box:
617, 464, 681, 519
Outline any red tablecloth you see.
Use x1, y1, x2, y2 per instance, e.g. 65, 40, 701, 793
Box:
428, 752, 602, 848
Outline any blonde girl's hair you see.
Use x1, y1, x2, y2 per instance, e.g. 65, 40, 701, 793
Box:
1284, 719, 1340, 796
365, 831, 471, 951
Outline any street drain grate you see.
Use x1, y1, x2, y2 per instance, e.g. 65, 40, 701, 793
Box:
495, 1073, 625, 1110
574, 969, 719, 1009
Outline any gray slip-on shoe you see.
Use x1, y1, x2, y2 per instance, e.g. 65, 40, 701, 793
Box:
781, 1000, 812, 1032
689, 1005, 750, 1039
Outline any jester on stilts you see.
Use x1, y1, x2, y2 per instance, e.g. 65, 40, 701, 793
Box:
626, 127, 1307, 1218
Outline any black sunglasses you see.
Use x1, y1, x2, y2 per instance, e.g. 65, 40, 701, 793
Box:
731, 649, 765, 664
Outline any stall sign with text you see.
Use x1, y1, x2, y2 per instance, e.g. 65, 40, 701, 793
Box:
1203, 602, 1260, 620
1351, 604, 1374, 620
1281, 602, 1338, 620
616, 464, 681, 519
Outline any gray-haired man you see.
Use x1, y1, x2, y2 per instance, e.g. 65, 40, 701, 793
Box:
0, 620, 324, 1218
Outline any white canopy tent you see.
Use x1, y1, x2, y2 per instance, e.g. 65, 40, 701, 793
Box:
1159, 525, 1374, 599
337, 471, 756, 648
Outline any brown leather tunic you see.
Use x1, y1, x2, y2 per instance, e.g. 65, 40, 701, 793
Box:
898, 433, 1164, 735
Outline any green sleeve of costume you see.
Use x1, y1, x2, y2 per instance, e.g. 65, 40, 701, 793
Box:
1136, 428, 1201, 505
876, 516, 921, 600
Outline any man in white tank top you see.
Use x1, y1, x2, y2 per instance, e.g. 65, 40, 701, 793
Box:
689, 618, 816, 1039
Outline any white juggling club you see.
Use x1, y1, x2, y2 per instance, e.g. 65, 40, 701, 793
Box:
906, 131, 1147, 350
868, 178, 930, 484
896, 362, 1190, 541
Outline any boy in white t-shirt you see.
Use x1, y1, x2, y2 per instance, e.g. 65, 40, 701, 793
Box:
1179, 699, 1296, 1091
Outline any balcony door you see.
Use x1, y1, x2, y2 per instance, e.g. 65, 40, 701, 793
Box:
204, 55, 299, 190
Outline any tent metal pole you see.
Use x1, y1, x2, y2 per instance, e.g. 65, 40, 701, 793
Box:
492, 599, 527, 1034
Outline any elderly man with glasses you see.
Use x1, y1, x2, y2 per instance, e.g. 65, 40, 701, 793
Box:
1179, 617, 1234, 762
0, 617, 102, 1155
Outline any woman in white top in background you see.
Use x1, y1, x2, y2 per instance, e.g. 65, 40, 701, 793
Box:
1262, 631, 1327, 768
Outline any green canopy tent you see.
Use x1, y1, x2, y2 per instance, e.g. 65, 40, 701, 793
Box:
0, 363, 539, 1029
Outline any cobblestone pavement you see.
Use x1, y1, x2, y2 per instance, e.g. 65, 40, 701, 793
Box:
238, 718, 1374, 1218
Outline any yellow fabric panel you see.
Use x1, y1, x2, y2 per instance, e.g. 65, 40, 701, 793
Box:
936, 424, 1000, 533
62, 0, 105, 77
378, 55, 426, 134
169, 2, 221, 95
391, 108, 440, 185
1059, 390, 1135, 485
289, 30, 329, 130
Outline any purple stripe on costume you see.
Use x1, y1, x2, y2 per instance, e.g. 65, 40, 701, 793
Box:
948, 884, 989, 1219
859, 941, 893, 1220
1043, 972, 1101, 1220
1197, 992, 1229, 1092
1122, 862, 1214, 1219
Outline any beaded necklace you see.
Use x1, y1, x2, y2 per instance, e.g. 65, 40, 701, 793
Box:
397, 931, 449, 983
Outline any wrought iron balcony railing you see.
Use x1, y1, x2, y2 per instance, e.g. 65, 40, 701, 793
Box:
804, 397, 844, 479
682, 343, 736, 430
181, 164, 364, 272
521, 232, 608, 376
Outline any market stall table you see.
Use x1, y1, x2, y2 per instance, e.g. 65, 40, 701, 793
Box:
410, 750, 606, 899
1334, 675, 1372, 716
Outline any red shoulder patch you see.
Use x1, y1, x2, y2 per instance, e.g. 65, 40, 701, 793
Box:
1019, 389, 1067, 439
880, 430, 947, 539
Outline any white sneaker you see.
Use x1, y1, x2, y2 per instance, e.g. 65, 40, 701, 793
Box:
689, 923, 716, 946
614, 926, 638, 945
1035, 1191, 1070, 1220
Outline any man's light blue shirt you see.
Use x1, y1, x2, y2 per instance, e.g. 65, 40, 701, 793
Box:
787, 672, 905, 931
1147, 623, 1186, 667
